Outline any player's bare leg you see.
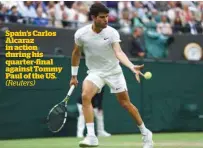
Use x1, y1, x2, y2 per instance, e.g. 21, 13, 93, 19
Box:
115, 91, 153, 148
82, 80, 98, 124
79, 80, 99, 147
115, 91, 143, 125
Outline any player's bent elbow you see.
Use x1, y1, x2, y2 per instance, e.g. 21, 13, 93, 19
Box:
115, 51, 122, 57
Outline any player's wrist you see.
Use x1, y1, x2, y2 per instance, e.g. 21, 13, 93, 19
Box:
128, 64, 135, 73
71, 66, 79, 76
71, 75, 77, 79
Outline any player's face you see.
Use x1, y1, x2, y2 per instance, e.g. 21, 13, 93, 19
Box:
94, 12, 108, 28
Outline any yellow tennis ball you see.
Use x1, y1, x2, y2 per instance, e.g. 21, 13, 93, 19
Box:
144, 72, 152, 80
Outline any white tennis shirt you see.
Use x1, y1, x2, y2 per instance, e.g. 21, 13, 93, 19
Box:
74, 24, 122, 77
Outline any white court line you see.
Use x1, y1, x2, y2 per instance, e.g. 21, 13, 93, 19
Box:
100, 142, 203, 147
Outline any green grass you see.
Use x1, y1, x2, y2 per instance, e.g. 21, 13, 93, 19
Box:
0, 133, 203, 148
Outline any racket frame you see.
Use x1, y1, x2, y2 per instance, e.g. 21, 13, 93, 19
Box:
47, 85, 75, 133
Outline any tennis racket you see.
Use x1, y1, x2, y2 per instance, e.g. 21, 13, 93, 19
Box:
47, 85, 75, 133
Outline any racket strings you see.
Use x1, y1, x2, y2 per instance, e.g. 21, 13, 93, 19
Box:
52, 106, 65, 115
47, 104, 67, 132
47, 86, 75, 133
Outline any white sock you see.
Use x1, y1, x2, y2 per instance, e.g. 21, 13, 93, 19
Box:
138, 123, 148, 135
86, 123, 95, 136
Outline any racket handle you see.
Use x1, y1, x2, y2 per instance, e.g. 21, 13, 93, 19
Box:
67, 85, 75, 96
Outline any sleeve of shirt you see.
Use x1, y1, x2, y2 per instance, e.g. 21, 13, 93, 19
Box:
74, 30, 83, 47
110, 29, 121, 43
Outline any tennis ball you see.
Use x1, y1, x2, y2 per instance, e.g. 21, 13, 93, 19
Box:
144, 72, 152, 80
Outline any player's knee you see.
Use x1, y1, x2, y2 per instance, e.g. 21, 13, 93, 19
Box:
81, 92, 92, 104
120, 100, 131, 109
133, 105, 139, 113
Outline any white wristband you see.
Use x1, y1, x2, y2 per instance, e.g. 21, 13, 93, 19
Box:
71, 66, 79, 76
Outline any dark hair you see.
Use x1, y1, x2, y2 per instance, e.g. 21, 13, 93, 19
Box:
89, 3, 109, 16
11, 6, 17, 10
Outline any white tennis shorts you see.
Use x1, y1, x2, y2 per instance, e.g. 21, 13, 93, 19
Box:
85, 72, 128, 93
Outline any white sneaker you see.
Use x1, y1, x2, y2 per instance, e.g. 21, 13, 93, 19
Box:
97, 130, 111, 137
79, 135, 99, 147
142, 130, 153, 148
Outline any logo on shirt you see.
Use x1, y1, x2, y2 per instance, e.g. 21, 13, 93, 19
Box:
104, 37, 109, 40
115, 87, 121, 90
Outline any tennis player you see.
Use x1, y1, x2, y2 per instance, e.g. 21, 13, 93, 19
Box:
77, 87, 111, 138
70, 3, 153, 148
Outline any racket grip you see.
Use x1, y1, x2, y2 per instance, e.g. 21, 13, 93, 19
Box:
67, 85, 75, 96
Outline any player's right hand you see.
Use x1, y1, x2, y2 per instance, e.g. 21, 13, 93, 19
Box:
130, 64, 144, 83
70, 76, 78, 87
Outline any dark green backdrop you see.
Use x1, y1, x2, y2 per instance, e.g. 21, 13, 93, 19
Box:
0, 55, 203, 139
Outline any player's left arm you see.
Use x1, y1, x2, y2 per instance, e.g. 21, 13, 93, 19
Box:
112, 42, 144, 82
